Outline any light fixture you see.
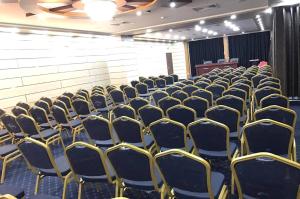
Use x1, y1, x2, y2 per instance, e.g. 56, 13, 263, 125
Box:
230, 14, 237, 20
202, 28, 208, 33
146, 29, 152, 33
136, 10, 142, 16
155, 32, 162, 37
194, 25, 201, 31
199, 20, 205, 24
0, 27, 20, 34
83, 0, 116, 21
160, 16, 165, 19
180, 36, 186, 40
165, 34, 171, 39
242, 31, 245, 34
233, 27, 240, 31
170, 1, 176, 8
208, 30, 213, 35
264, 8, 272, 14
174, 35, 179, 39
206, 36, 209, 39
256, 14, 261, 19
213, 32, 218, 36
169, 29, 173, 32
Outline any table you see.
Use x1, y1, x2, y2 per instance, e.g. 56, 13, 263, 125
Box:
195, 62, 238, 76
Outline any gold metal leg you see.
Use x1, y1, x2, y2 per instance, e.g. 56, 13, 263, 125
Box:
72, 128, 76, 143
1, 158, 7, 183
62, 172, 72, 199
34, 175, 43, 195
231, 173, 235, 195
78, 182, 83, 199
114, 181, 119, 197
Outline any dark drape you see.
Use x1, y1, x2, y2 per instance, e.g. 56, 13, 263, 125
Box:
228, 31, 270, 68
189, 38, 224, 76
272, 5, 300, 97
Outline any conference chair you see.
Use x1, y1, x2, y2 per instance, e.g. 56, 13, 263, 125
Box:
64, 142, 116, 199
165, 86, 181, 95
215, 77, 230, 84
82, 115, 116, 149
155, 149, 228, 199
242, 119, 294, 159
193, 76, 202, 83
207, 75, 219, 82
155, 78, 167, 89
235, 78, 252, 88
206, 84, 226, 101
251, 74, 268, 89
90, 94, 112, 116
129, 97, 149, 115
151, 90, 169, 106
130, 80, 139, 88
164, 76, 174, 86
143, 79, 156, 92
223, 88, 247, 102
76, 90, 89, 101
259, 71, 273, 77
106, 85, 117, 94
214, 80, 229, 90
231, 76, 247, 84
112, 116, 154, 150
57, 95, 73, 112
11, 106, 28, 117
205, 105, 240, 139
123, 86, 137, 100
242, 73, 255, 81
1, 114, 24, 141
257, 81, 281, 90
53, 100, 77, 119
171, 90, 189, 102
29, 106, 57, 130
35, 100, 51, 115
16, 102, 30, 111
216, 95, 246, 122
170, 74, 179, 82
183, 96, 209, 118
40, 97, 53, 108
259, 76, 280, 85
51, 105, 83, 143
194, 81, 210, 89
62, 91, 74, 99
119, 84, 128, 92
192, 89, 213, 107
253, 86, 282, 108
17, 138, 70, 197
166, 105, 196, 127
109, 90, 126, 105
135, 83, 150, 98
138, 105, 164, 128
72, 99, 101, 119
188, 118, 238, 161
158, 96, 181, 115
110, 104, 136, 121
105, 143, 163, 197
197, 77, 212, 84
260, 94, 289, 108
223, 74, 236, 84
181, 85, 198, 97
149, 118, 193, 152
174, 82, 186, 88
230, 83, 251, 101
231, 152, 300, 199
16, 114, 61, 145
181, 79, 194, 85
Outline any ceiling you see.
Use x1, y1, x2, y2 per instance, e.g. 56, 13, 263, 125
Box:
0, 0, 276, 39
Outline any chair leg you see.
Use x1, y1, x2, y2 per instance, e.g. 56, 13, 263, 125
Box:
78, 182, 83, 199
62, 172, 72, 199
72, 128, 76, 143
114, 181, 119, 197
34, 174, 43, 195
1, 158, 7, 183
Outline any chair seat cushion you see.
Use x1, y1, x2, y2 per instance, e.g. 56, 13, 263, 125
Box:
31, 129, 58, 140
131, 134, 154, 149
0, 129, 9, 136
40, 120, 57, 129
173, 172, 225, 198
14, 132, 25, 139
69, 111, 77, 118
40, 155, 70, 176
95, 139, 114, 148
0, 184, 25, 198
62, 119, 81, 128
198, 142, 237, 159
123, 176, 163, 191
160, 138, 194, 152
0, 144, 18, 157
31, 194, 61, 199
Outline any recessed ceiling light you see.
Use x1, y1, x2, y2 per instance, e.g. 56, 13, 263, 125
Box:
208, 30, 213, 35
181, 36, 186, 40
213, 32, 218, 36
206, 36, 209, 39
160, 16, 165, 19
199, 20, 205, 25
136, 11, 142, 16
264, 8, 272, 14
174, 35, 179, 39
233, 27, 240, 31
202, 28, 208, 33
146, 29, 152, 33
230, 15, 237, 20
242, 31, 245, 34
195, 25, 201, 31
169, 29, 173, 32
170, 2, 176, 8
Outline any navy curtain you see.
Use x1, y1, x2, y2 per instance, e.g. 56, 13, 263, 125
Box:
228, 31, 270, 67
272, 5, 300, 97
189, 38, 224, 76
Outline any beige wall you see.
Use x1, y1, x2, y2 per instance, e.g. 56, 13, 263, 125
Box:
0, 31, 186, 110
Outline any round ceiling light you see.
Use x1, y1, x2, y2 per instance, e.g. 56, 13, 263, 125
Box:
83, 0, 116, 21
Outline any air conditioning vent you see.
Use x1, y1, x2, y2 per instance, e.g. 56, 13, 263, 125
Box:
192, 3, 219, 12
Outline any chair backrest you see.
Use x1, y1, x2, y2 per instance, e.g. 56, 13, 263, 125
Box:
53, 100, 69, 114
183, 96, 209, 118
40, 97, 53, 107
231, 152, 300, 199
16, 102, 30, 111
260, 94, 289, 108
170, 74, 179, 82
130, 80, 139, 88
166, 105, 196, 127
164, 76, 174, 85
216, 95, 245, 116
120, 84, 128, 92
254, 105, 296, 128
57, 95, 72, 109
207, 75, 219, 82
194, 81, 210, 89
181, 85, 198, 97
144, 79, 155, 89
217, 59, 225, 63
16, 114, 40, 136
135, 83, 148, 95
18, 138, 63, 177
62, 92, 74, 99
257, 81, 281, 90
259, 77, 280, 85
206, 84, 226, 101
29, 106, 49, 125
152, 90, 169, 105
72, 99, 91, 115
1, 113, 22, 134
251, 74, 267, 88
111, 105, 136, 119
77, 90, 89, 101
230, 58, 239, 63
35, 100, 51, 114
51, 105, 69, 124
106, 85, 116, 94
150, 118, 187, 151
138, 105, 164, 127
192, 89, 213, 106
158, 96, 181, 115
82, 115, 114, 144
242, 119, 294, 158
155, 149, 214, 199
230, 83, 251, 99
90, 94, 108, 109
106, 143, 160, 191
65, 142, 113, 182
166, 86, 181, 95
124, 86, 137, 99
171, 90, 189, 102
110, 90, 125, 105
197, 77, 211, 84
129, 97, 149, 114
223, 88, 247, 102
188, 118, 230, 159
112, 116, 143, 144
155, 78, 166, 88
11, 106, 28, 117
254, 87, 282, 107
205, 105, 240, 133
175, 82, 186, 88
231, 76, 247, 84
